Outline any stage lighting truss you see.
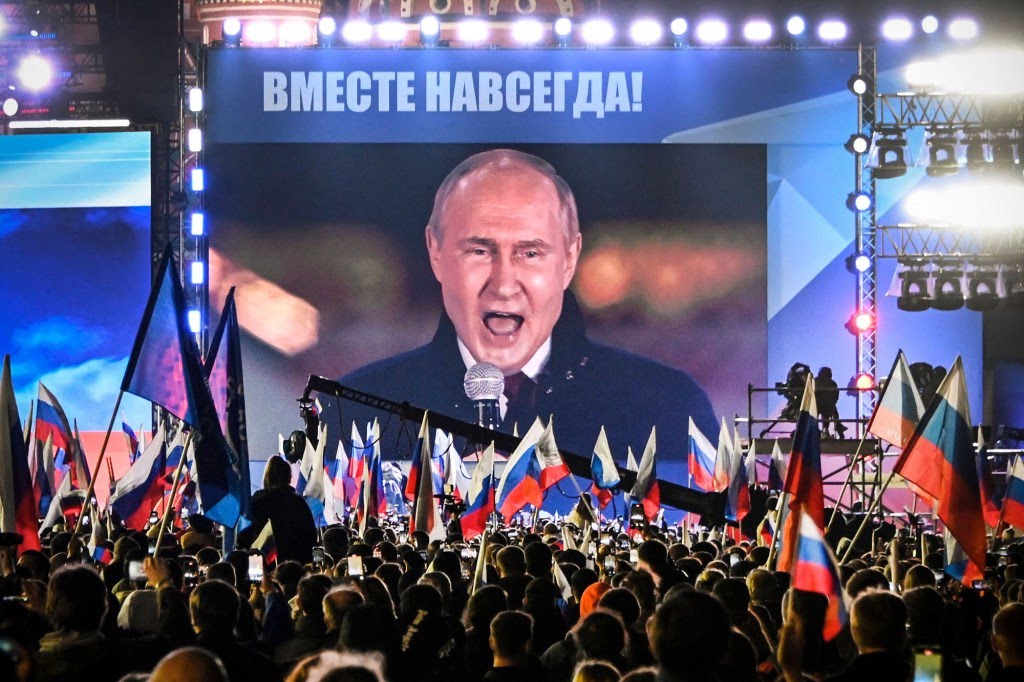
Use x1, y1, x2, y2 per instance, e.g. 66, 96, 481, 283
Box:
867, 127, 909, 179
892, 256, 1024, 312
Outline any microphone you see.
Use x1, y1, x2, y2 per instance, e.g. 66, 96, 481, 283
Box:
464, 362, 504, 430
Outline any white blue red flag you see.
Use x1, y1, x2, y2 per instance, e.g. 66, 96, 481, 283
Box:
536, 418, 569, 490
590, 426, 620, 509
768, 440, 786, 491
30, 433, 56, 516
110, 422, 168, 530
629, 427, 660, 521
358, 420, 386, 534
687, 417, 718, 491
346, 422, 365, 507
791, 509, 849, 641
432, 429, 451, 497
121, 418, 140, 464
1, 356, 40, 551
725, 449, 751, 523
443, 434, 471, 502
895, 358, 986, 583
714, 417, 734, 492
41, 473, 86, 532
976, 428, 1001, 528
36, 383, 73, 454
1001, 454, 1024, 530
778, 376, 824, 572
496, 418, 545, 519
868, 350, 925, 449
410, 413, 445, 541
297, 422, 327, 527
462, 442, 495, 541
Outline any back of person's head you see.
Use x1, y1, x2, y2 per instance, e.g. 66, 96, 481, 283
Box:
496, 546, 527, 577
362, 527, 385, 547
746, 568, 779, 603
619, 667, 657, 682
572, 659, 620, 682
324, 588, 365, 632
712, 577, 751, 620
649, 591, 729, 677
399, 583, 443, 624
903, 586, 945, 646
431, 549, 463, 587
339, 603, 398, 654
695, 568, 725, 592
293, 650, 387, 682
150, 646, 228, 682
571, 567, 599, 601
190, 579, 240, 636
206, 561, 236, 585
525, 541, 553, 577
620, 570, 656, 612
464, 584, 508, 631
263, 455, 292, 489
903, 564, 936, 591
748, 545, 770, 567
47, 564, 107, 633
374, 562, 402, 602
323, 527, 349, 562
576, 608, 626, 660
993, 602, 1024, 667
637, 540, 668, 569
418, 571, 452, 612
846, 567, 890, 599
598, 587, 641, 628
851, 590, 906, 654
490, 610, 533, 659
524, 576, 560, 609
299, 574, 332, 618
196, 546, 221, 568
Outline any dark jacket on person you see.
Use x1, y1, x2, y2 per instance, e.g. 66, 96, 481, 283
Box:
326, 293, 717, 513
237, 485, 318, 564
825, 651, 911, 682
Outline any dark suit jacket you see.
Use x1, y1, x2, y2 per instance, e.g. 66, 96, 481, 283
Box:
322, 293, 717, 509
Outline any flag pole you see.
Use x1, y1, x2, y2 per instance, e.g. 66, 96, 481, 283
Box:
766, 492, 788, 569
154, 431, 194, 557
73, 390, 125, 535
840, 467, 900, 563
825, 433, 869, 531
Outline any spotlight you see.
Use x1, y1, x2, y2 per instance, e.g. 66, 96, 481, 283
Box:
1003, 266, 1024, 309
223, 18, 242, 45
188, 87, 203, 113
670, 18, 688, 37
964, 128, 989, 172
846, 310, 876, 335
817, 20, 847, 43
922, 16, 939, 35
845, 252, 872, 274
786, 16, 806, 36
743, 20, 773, 43
187, 310, 201, 334
280, 20, 312, 45
378, 20, 406, 44
318, 17, 338, 46
2, 97, 17, 117
948, 18, 978, 40
187, 128, 202, 153
16, 54, 52, 91
989, 130, 1021, 172
191, 212, 205, 236
847, 74, 869, 96
512, 19, 544, 45
854, 373, 876, 391
581, 19, 614, 46
932, 267, 965, 311
846, 191, 873, 212
630, 19, 663, 46
845, 133, 870, 155
554, 17, 573, 41
191, 168, 205, 192
245, 20, 277, 45
695, 19, 728, 45
457, 19, 489, 44
898, 264, 931, 312
925, 127, 960, 177
869, 127, 908, 179
881, 17, 913, 41
342, 20, 372, 44
966, 268, 1000, 311
191, 262, 205, 285
420, 15, 441, 46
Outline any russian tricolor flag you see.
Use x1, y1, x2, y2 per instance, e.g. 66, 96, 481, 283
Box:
409, 413, 445, 541
791, 509, 849, 641
725, 449, 751, 523
346, 422, 365, 508
778, 376, 824, 573
1001, 454, 1024, 530
461, 442, 495, 541
713, 418, 734, 493
687, 417, 718, 491
1, 356, 40, 551
629, 427, 660, 521
895, 357, 987, 582
110, 423, 168, 530
496, 418, 546, 519
536, 418, 570, 490
590, 426, 620, 509
122, 418, 140, 464
868, 350, 925, 449
36, 383, 73, 453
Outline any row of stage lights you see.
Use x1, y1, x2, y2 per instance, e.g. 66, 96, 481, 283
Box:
217, 14, 981, 49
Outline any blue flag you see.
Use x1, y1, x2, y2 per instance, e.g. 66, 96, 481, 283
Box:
122, 248, 241, 527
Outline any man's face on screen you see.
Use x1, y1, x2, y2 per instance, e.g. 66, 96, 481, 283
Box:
427, 164, 581, 375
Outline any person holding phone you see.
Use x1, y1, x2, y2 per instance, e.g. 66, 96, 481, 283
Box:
237, 456, 318, 565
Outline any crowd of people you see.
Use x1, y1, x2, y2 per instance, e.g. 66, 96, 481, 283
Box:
0, 454, 1022, 682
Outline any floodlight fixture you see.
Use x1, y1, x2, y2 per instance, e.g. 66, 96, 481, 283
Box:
881, 17, 913, 41
948, 18, 978, 40
191, 262, 205, 285
966, 268, 1000, 311
581, 19, 614, 46
847, 74, 869, 96
420, 15, 441, 46
817, 20, 847, 43
378, 20, 406, 44
318, 17, 338, 46
846, 191, 873, 213
188, 87, 203, 113
670, 18, 688, 37
188, 310, 201, 334
695, 19, 728, 45
786, 15, 806, 36
280, 20, 312, 45
921, 16, 939, 35
925, 127, 960, 177
870, 128, 908, 179
898, 263, 931, 312
743, 20, 772, 43
512, 19, 544, 45
630, 19, 663, 46
245, 20, 277, 45
854, 373, 876, 391
187, 128, 202, 153
191, 168, 205, 192
846, 310, 876, 335
846, 252, 872, 274
191, 212, 205, 236
845, 133, 870, 155
223, 18, 242, 39
342, 20, 372, 44
2, 97, 18, 117
932, 267, 965, 311
16, 54, 52, 91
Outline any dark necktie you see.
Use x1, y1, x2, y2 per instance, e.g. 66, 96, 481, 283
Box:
503, 372, 536, 426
